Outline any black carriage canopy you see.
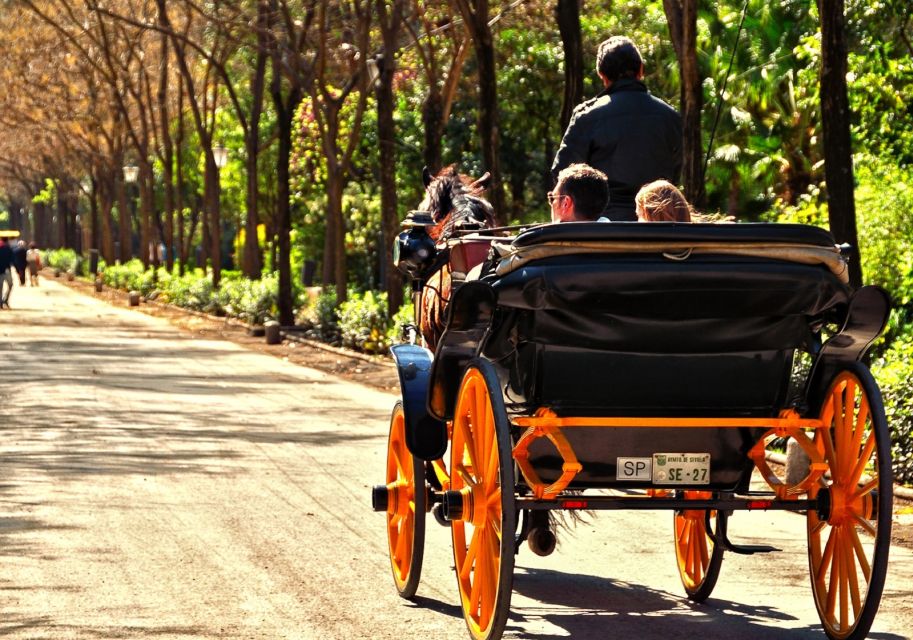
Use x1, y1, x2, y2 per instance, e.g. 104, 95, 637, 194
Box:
481, 221, 851, 356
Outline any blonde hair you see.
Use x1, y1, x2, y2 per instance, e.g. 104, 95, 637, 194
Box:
635, 180, 692, 222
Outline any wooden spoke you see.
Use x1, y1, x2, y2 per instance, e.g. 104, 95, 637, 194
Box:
848, 525, 872, 582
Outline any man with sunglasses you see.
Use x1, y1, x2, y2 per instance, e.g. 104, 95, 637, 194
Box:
552, 36, 681, 221
549, 164, 609, 222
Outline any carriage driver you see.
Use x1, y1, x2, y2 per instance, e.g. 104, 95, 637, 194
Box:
549, 163, 610, 222
551, 36, 682, 221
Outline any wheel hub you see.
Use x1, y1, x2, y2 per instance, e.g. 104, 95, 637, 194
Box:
376, 480, 412, 517
817, 485, 876, 525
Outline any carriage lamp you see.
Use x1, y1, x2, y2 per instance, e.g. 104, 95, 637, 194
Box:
393, 211, 438, 278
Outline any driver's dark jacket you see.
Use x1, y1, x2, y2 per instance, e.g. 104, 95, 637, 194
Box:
551, 78, 682, 221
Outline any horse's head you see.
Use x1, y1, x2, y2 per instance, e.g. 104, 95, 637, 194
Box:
418, 165, 495, 242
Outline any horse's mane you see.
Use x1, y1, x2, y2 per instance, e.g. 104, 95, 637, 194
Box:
421, 165, 495, 242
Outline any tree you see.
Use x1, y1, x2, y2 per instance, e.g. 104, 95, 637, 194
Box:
555, 0, 583, 133
265, 0, 318, 325
819, 0, 862, 287
310, 0, 372, 305
452, 0, 506, 224
375, 0, 406, 312
404, 0, 470, 173
664, 0, 704, 206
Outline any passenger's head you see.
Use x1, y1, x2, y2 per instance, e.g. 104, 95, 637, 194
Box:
596, 36, 644, 85
550, 164, 609, 222
635, 180, 692, 222
28, 241, 36, 249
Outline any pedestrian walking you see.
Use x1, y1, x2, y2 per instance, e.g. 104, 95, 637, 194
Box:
13, 240, 27, 286
0, 237, 14, 308
26, 242, 42, 287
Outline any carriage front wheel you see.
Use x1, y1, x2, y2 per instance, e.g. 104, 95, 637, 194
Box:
449, 360, 516, 640
808, 363, 892, 640
673, 490, 724, 602
381, 402, 425, 598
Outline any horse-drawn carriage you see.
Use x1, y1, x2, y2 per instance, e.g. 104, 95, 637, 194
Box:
371, 169, 893, 640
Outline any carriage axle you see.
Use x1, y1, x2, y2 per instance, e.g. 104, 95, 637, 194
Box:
512, 494, 820, 514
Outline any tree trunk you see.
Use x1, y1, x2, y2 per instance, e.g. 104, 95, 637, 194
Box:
422, 89, 443, 173
272, 80, 301, 325
376, 0, 404, 312
663, 0, 704, 206
97, 171, 115, 263
157, 7, 175, 272
326, 176, 347, 304
244, 2, 269, 280
89, 178, 98, 261
556, 0, 584, 133
378, 64, 403, 311
457, 0, 506, 225
56, 187, 67, 249
204, 152, 221, 286
140, 160, 154, 268
819, 0, 862, 288
116, 177, 131, 263
176, 85, 186, 275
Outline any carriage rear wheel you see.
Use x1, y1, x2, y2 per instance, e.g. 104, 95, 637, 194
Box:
808, 364, 892, 640
673, 490, 724, 602
450, 361, 516, 640
383, 402, 425, 598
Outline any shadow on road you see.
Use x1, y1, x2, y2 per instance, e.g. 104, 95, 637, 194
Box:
507, 566, 907, 640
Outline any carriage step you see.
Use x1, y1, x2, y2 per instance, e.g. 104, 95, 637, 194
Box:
710, 511, 779, 555
719, 540, 779, 555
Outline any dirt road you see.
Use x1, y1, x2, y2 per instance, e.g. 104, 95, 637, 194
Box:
2, 279, 911, 639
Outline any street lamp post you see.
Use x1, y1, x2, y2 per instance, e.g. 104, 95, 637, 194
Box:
80, 176, 98, 275
212, 145, 233, 269
122, 164, 139, 265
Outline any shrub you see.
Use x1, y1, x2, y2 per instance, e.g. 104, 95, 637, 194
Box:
157, 270, 214, 312
298, 289, 340, 343
46, 248, 79, 273
871, 332, 913, 486
216, 273, 278, 324
338, 290, 389, 354
102, 260, 145, 291
387, 300, 416, 345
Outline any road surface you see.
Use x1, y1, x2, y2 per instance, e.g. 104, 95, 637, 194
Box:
1, 279, 911, 639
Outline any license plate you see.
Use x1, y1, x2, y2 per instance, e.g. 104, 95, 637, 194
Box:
652, 453, 710, 485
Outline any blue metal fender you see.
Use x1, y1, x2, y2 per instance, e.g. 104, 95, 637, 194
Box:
390, 344, 448, 460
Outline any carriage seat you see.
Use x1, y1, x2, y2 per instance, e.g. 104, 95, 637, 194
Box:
492, 221, 848, 283
484, 222, 851, 355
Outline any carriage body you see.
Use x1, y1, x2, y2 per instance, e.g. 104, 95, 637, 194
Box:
477, 222, 848, 493
376, 220, 893, 640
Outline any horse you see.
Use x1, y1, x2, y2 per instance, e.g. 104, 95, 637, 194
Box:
416, 165, 495, 350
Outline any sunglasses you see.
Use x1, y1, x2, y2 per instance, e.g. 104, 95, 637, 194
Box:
547, 191, 567, 204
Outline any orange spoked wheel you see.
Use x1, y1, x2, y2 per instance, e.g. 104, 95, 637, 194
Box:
673, 490, 724, 602
450, 361, 516, 640
383, 402, 425, 598
808, 364, 892, 640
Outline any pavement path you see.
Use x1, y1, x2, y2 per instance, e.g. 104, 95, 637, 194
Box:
1, 278, 911, 639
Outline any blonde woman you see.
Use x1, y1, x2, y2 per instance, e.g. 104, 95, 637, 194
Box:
635, 180, 692, 222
